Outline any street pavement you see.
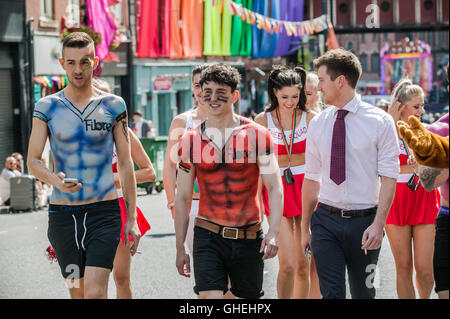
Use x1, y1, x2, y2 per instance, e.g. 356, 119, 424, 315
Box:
0, 191, 438, 299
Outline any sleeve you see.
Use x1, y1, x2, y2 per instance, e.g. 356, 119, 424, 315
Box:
105, 95, 127, 122
377, 115, 400, 179
177, 132, 193, 173
33, 97, 53, 122
304, 117, 322, 182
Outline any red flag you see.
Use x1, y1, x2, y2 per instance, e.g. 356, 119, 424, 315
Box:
326, 18, 339, 50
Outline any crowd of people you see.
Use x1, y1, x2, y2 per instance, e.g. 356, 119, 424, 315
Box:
24, 31, 448, 300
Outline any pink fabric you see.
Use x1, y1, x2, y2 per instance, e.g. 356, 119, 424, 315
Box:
428, 114, 449, 202
86, 0, 117, 60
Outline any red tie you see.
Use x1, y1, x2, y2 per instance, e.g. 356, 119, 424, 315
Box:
330, 110, 349, 185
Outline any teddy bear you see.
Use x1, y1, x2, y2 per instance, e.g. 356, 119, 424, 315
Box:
398, 116, 449, 169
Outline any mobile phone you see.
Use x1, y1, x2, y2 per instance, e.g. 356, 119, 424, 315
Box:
63, 178, 78, 184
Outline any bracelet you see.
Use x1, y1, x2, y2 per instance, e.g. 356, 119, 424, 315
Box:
167, 202, 175, 210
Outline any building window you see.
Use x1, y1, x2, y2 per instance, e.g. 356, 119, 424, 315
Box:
347, 41, 354, 52
66, 0, 80, 28
361, 34, 365, 44
381, 1, 390, 12
424, 0, 433, 10
372, 54, 380, 73
360, 54, 368, 72
40, 0, 54, 20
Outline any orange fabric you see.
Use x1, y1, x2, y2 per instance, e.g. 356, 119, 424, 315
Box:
181, 0, 204, 58
170, 0, 184, 59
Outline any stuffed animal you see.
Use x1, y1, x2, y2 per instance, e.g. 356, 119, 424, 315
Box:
398, 116, 449, 169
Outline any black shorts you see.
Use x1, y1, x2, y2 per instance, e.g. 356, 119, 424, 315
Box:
434, 212, 449, 293
47, 199, 122, 279
192, 226, 264, 299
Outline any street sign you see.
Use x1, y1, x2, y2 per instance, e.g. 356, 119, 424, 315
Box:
153, 78, 172, 91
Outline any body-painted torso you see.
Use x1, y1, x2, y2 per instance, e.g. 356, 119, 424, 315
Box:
178, 117, 273, 227
33, 90, 127, 205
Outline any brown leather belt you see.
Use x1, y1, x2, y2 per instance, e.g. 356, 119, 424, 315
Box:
195, 218, 262, 240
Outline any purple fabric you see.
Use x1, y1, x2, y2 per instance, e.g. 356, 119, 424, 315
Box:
86, 0, 117, 61
273, 0, 304, 57
330, 110, 349, 185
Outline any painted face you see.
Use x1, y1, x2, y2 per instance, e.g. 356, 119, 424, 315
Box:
60, 46, 98, 89
192, 73, 203, 106
317, 65, 339, 106
201, 81, 237, 117
274, 86, 300, 111
400, 94, 425, 122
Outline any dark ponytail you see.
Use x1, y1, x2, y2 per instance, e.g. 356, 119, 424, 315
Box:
265, 65, 307, 113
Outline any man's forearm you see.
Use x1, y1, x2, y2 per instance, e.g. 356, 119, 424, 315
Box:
301, 178, 320, 230
374, 176, 397, 226
163, 163, 177, 204
174, 197, 191, 250
266, 186, 283, 234
27, 158, 59, 186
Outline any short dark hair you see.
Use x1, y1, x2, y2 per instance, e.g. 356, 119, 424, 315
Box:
266, 65, 307, 113
199, 63, 241, 92
313, 48, 362, 89
62, 32, 94, 57
133, 111, 143, 117
192, 64, 210, 80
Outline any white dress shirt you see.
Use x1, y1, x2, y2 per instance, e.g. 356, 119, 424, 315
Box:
305, 94, 399, 210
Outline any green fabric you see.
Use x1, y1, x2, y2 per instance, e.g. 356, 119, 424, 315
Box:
203, 0, 221, 55
230, 0, 253, 56
221, 1, 232, 56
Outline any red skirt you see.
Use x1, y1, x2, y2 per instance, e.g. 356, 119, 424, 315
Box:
262, 173, 304, 218
118, 197, 151, 243
386, 180, 441, 226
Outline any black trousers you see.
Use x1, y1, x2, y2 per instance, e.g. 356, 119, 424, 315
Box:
311, 206, 382, 299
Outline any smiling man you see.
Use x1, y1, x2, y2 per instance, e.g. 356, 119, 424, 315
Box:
174, 63, 283, 299
27, 32, 140, 299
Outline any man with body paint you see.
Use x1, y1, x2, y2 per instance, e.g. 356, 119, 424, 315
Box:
27, 32, 140, 299
174, 63, 284, 299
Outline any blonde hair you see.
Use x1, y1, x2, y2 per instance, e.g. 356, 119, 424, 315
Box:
391, 78, 424, 104
92, 77, 111, 93
306, 72, 319, 88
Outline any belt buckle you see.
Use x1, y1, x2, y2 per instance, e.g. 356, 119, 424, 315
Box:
222, 227, 239, 240
340, 209, 352, 219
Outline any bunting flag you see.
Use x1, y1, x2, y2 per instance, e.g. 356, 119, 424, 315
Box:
218, 0, 332, 37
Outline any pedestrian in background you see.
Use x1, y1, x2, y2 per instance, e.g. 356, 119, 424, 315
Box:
255, 65, 320, 299
386, 79, 440, 299
301, 48, 399, 299
131, 111, 153, 138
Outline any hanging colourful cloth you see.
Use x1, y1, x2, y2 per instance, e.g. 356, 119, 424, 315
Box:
170, 0, 184, 59
160, 0, 171, 57
203, 0, 222, 55
230, 0, 253, 56
136, 0, 160, 58
220, 0, 232, 56
86, 0, 117, 61
180, 0, 204, 58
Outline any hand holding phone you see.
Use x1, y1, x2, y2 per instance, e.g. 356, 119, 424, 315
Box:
63, 178, 79, 184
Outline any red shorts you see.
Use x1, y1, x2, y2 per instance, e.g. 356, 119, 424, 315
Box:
386, 178, 440, 226
118, 197, 151, 243
262, 173, 304, 218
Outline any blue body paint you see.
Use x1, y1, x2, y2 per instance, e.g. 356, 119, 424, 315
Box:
33, 90, 127, 203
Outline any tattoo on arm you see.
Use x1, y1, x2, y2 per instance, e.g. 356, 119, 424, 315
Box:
420, 167, 442, 191
116, 111, 129, 144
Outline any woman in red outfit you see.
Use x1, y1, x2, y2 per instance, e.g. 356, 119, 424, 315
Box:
255, 66, 318, 299
387, 79, 440, 299
94, 78, 155, 299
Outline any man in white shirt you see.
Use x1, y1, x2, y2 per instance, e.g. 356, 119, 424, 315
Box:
300, 49, 399, 299
131, 111, 152, 138
0, 156, 21, 205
